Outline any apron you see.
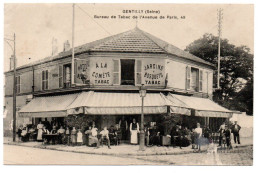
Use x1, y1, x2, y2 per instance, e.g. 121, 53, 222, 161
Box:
130, 123, 138, 144
37, 124, 44, 140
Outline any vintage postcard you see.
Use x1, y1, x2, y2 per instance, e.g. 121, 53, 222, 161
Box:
3, 3, 253, 165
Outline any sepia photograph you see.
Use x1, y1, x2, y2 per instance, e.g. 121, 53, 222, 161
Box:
2, 2, 254, 166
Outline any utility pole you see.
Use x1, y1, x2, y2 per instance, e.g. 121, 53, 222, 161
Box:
71, 3, 75, 85
217, 8, 223, 89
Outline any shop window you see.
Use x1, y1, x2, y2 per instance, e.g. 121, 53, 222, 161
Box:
120, 59, 135, 85
16, 75, 21, 94
42, 70, 48, 90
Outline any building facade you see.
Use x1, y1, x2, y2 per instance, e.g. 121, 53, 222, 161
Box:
4, 27, 229, 136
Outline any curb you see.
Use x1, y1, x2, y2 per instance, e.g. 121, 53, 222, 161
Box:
3, 142, 252, 157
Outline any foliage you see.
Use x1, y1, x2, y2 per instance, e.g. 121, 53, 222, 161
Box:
185, 33, 253, 115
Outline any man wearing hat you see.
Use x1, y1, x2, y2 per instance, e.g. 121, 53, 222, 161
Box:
231, 121, 241, 144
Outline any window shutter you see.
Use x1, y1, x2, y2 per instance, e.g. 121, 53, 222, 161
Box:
59, 66, 63, 88
199, 69, 203, 92
186, 66, 191, 90
46, 70, 48, 90
42, 71, 45, 90
135, 60, 142, 85
113, 59, 120, 85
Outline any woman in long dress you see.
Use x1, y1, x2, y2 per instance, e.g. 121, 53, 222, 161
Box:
130, 118, 139, 144
37, 121, 44, 141
71, 127, 77, 146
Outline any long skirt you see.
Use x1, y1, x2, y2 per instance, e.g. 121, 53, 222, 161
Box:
71, 134, 77, 144
37, 129, 43, 141
130, 130, 138, 144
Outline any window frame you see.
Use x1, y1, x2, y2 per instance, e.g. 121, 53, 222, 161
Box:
113, 59, 121, 85
135, 59, 142, 86
41, 70, 49, 90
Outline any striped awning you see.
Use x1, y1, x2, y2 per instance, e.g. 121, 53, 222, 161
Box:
19, 93, 79, 117
67, 91, 168, 115
166, 93, 233, 118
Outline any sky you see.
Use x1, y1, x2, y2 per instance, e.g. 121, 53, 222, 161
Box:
4, 3, 254, 72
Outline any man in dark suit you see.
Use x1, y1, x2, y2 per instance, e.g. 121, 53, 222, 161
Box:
231, 121, 241, 144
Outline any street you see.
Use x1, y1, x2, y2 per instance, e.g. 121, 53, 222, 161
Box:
3, 144, 253, 165
3, 145, 160, 165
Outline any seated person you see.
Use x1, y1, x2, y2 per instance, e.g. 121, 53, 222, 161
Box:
21, 124, 29, 142
88, 126, 100, 148
149, 128, 161, 146
42, 126, 50, 144
181, 126, 191, 147
50, 126, 58, 134
99, 126, 111, 149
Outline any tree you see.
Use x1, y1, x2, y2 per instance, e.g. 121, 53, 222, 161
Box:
185, 33, 253, 115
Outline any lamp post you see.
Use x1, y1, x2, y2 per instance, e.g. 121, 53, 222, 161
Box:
139, 84, 146, 151
4, 33, 16, 142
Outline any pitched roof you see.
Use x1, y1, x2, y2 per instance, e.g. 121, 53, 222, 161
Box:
9, 27, 214, 72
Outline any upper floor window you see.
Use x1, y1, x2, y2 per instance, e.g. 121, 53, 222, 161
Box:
113, 59, 142, 86
120, 59, 135, 85
42, 70, 48, 90
59, 64, 71, 88
186, 66, 203, 92
16, 76, 21, 94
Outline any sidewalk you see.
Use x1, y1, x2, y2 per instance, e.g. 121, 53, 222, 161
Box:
3, 137, 253, 156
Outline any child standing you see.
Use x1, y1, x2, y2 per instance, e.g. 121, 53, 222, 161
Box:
65, 127, 70, 145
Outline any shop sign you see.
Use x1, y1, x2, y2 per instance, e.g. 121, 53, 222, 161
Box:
75, 59, 90, 84
142, 59, 165, 86
90, 58, 112, 85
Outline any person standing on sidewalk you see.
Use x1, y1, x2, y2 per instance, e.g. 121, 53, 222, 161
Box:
194, 123, 202, 151
130, 118, 139, 144
231, 121, 241, 144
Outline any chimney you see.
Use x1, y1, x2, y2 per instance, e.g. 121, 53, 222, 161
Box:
63, 40, 70, 52
52, 38, 58, 56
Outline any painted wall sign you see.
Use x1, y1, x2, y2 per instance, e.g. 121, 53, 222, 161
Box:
142, 59, 165, 86
75, 59, 90, 84
89, 58, 112, 85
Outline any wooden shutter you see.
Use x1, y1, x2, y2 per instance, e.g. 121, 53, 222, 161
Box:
42, 70, 45, 90
46, 70, 48, 90
186, 66, 191, 90
199, 69, 203, 92
113, 59, 120, 85
59, 65, 63, 88
135, 60, 142, 85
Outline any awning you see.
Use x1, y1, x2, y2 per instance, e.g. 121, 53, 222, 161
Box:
166, 93, 233, 118
19, 93, 79, 117
67, 91, 168, 115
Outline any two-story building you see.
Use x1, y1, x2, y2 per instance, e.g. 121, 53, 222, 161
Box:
4, 27, 233, 137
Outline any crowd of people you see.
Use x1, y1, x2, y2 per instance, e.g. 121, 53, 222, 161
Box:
17, 118, 241, 151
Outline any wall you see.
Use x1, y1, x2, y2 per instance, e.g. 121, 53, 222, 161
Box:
4, 95, 32, 136
165, 59, 214, 95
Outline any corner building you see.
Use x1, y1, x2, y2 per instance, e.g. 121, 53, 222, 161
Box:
4, 27, 233, 137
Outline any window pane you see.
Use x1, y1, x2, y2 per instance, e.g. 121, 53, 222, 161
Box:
42, 71, 45, 80
200, 81, 203, 91
46, 70, 48, 80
